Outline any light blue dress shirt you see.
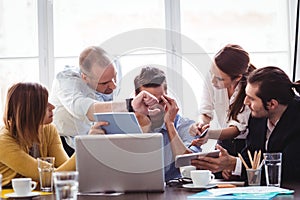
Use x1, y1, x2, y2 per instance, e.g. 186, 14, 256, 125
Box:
152, 114, 201, 181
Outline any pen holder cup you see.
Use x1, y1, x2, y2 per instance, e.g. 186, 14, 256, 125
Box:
246, 168, 262, 186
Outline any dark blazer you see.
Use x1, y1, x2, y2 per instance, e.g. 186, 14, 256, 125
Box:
242, 97, 300, 184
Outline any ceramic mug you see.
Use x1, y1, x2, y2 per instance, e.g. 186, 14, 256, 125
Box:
190, 170, 215, 186
12, 178, 37, 196
180, 165, 196, 178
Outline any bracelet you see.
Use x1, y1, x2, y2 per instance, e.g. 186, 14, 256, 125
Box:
126, 98, 134, 112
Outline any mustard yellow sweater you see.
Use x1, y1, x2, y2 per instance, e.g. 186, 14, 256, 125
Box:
0, 124, 76, 186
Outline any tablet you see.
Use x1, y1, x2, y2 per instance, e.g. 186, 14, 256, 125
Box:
175, 150, 220, 168
93, 112, 143, 134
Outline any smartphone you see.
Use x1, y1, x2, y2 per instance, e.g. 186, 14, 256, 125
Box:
188, 128, 209, 148
196, 128, 209, 139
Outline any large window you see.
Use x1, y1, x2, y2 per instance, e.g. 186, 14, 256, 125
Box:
0, 0, 38, 113
53, 0, 165, 74
0, 0, 298, 119
180, 0, 292, 119
181, 0, 291, 68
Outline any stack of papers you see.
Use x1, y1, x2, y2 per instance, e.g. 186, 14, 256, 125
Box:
188, 186, 294, 199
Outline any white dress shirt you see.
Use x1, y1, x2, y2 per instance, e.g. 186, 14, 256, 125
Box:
232, 119, 279, 176
50, 67, 98, 147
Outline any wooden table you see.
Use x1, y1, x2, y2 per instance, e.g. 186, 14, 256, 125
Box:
13, 182, 298, 200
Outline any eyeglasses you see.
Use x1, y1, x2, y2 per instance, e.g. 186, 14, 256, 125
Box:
166, 177, 192, 187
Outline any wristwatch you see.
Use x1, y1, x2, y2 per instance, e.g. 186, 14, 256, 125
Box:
126, 98, 134, 112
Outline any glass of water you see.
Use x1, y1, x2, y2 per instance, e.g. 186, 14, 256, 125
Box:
263, 152, 282, 187
53, 171, 79, 200
0, 173, 2, 194
37, 157, 55, 192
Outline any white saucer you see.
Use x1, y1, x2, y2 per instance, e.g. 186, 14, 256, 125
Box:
182, 183, 217, 189
5, 191, 40, 198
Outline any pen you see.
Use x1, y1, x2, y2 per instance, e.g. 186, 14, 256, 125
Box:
188, 128, 209, 148
258, 158, 265, 169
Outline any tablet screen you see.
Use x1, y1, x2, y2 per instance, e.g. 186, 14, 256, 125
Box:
175, 150, 220, 168
93, 112, 143, 134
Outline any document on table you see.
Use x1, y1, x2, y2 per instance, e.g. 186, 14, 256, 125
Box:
187, 186, 294, 199
210, 179, 245, 187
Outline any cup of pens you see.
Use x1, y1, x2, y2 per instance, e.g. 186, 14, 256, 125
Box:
238, 150, 264, 186
246, 168, 262, 186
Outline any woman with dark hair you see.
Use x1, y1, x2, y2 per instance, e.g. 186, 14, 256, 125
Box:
0, 82, 75, 187
190, 44, 255, 156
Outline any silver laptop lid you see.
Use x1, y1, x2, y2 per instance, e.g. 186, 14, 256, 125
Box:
75, 133, 165, 193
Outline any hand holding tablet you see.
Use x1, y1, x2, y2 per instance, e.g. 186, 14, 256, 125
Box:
93, 112, 143, 134
175, 150, 220, 168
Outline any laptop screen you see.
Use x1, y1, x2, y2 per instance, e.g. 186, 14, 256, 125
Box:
75, 133, 165, 193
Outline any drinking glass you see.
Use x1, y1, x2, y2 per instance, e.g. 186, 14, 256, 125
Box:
37, 157, 55, 192
0, 174, 2, 194
263, 152, 282, 187
53, 171, 79, 200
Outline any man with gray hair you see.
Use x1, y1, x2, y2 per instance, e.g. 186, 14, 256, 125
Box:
50, 46, 159, 156
134, 66, 200, 181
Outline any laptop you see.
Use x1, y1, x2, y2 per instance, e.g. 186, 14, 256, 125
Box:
75, 133, 165, 193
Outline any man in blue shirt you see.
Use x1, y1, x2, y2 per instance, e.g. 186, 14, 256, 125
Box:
133, 66, 200, 181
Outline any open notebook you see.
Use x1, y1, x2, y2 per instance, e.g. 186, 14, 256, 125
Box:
75, 133, 165, 193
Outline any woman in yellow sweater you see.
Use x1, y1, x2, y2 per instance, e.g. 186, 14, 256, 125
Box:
0, 82, 76, 187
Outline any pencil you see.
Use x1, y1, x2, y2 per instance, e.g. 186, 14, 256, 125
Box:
238, 153, 249, 169
253, 150, 257, 168
247, 150, 253, 168
255, 150, 261, 169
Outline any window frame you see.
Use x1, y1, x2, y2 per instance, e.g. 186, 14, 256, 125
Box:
36, 0, 298, 87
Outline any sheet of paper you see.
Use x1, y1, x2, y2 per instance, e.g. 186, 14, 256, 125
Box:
188, 186, 294, 199
207, 186, 294, 196
188, 190, 281, 199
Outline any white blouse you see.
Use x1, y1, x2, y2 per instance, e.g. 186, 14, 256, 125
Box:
198, 74, 251, 139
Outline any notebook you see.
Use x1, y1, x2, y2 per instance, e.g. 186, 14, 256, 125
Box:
75, 133, 165, 193
93, 112, 143, 134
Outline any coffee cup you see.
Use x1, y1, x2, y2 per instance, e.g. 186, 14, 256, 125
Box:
180, 165, 196, 178
12, 178, 37, 196
190, 170, 215, 186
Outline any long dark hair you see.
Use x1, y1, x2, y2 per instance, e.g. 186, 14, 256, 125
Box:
3, 82, 48, 148
215, 44, 256, 121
